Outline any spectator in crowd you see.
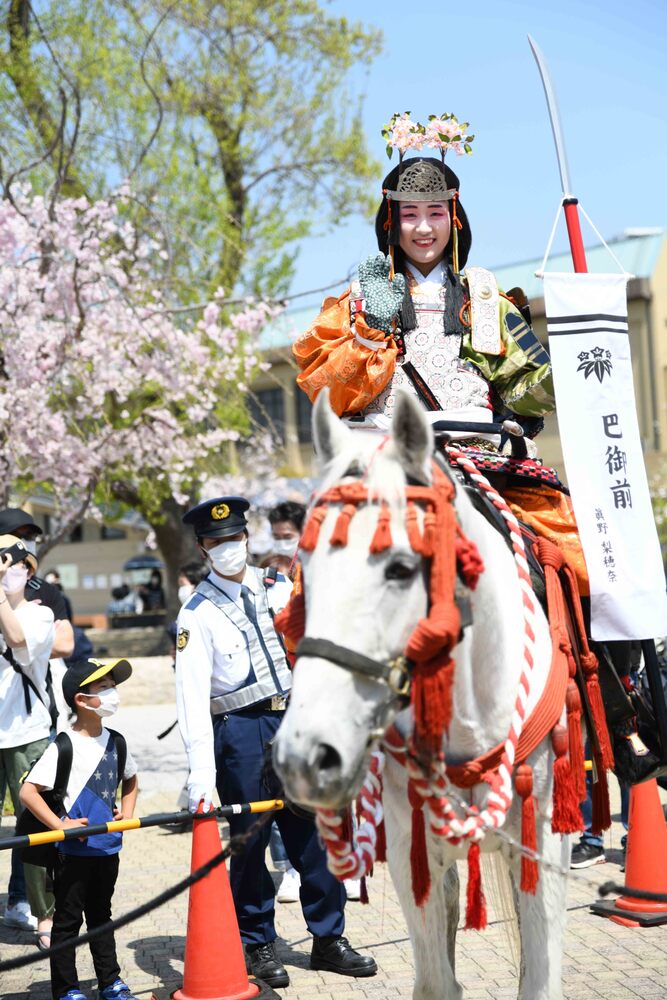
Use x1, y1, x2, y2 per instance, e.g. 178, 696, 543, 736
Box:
20, 658, 139, 1000
106, 585, 139, 617
44, 569, 73, 622
267, 501, 306, 579
0, 533, 56, 949
138, 570, 166, 612
0, 508, 74, 935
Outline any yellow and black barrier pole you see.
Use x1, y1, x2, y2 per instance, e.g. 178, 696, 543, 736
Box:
0, 799, 284, 853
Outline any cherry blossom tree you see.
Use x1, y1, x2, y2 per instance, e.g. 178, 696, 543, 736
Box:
0, 186, 277, 592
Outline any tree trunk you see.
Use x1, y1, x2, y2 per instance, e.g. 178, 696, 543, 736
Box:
150, 497, 200, 620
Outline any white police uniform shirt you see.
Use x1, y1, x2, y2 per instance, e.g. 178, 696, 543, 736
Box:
175, 566, 292, 795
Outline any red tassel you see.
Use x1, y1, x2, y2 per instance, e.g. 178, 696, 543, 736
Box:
585, 673, 615, 771
421, 505, 437, 557
370, 503, 393, 554
411, 655, 455, 754
455, 527, 484, 590
341, 806, 354, 846
375, 819, 387, 864
405, 502, 423, 554
300, 506, 327, 551
465, 841, 487, 930
550, 724, 584, 835
329, 503, 356, 547
591, 765, 611, 836
359, 875, 369, 905
408, 783, 431, 907
565, 680, 586, 803
515, 764, 538, 894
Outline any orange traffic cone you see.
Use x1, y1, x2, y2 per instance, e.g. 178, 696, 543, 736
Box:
172, 810, 261, 1000
591, 778, 667, 927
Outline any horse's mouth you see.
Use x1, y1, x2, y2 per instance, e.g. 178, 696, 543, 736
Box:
278, 746, 371, 812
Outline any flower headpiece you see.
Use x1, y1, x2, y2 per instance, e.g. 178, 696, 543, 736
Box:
382, 112, 475, 161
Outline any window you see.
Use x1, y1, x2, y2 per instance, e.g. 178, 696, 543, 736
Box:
249, 388, 285, 443
101, 525, 127, 541
65, 524, 83, 544
296, 390, 313, 443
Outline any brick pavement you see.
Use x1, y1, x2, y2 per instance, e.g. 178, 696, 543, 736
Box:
1, 657, 666, 999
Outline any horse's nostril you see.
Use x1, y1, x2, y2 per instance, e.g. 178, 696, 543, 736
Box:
315, 743, 342, 775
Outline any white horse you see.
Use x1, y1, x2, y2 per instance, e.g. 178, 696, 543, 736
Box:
274, 390, 571, 1000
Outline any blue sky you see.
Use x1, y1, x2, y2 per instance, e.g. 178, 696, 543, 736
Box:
289, 0, 667, 305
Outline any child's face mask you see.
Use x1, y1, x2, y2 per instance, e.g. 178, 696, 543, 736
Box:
83, 687, 120, 718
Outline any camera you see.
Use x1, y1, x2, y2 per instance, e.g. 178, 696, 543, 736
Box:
0, 539, 30, 566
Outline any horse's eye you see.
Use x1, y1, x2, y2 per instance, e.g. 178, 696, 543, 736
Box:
385, 560, 419, 582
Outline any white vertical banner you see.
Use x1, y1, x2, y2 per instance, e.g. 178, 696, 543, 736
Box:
543, 272, 667, 640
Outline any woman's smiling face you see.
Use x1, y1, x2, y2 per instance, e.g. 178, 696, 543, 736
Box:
398, 201, 451, 275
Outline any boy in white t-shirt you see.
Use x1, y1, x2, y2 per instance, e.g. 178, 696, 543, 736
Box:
20, 658, 139, 1000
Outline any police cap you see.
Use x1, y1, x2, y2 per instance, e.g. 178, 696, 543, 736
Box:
182, 496, 250, 539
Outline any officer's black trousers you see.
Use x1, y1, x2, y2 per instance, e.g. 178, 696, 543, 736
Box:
50, 852, 121, 1000
214, 708, 346, 946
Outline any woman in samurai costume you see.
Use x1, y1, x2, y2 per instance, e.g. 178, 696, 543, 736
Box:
293, 114, 657, 782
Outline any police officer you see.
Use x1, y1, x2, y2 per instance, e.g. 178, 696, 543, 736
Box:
175, 496, 377, 989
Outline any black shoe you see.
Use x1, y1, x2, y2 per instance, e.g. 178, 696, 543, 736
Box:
310, 935, 377, 977
570, 841, 606, 869
245, 942, 289, 988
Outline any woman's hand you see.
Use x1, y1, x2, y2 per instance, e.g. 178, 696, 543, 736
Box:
358, 253, 406, 334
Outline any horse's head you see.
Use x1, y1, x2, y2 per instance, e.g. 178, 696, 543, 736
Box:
273, 390, 437, 809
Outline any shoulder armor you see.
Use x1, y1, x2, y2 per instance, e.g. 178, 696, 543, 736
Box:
465, 266, 502, 355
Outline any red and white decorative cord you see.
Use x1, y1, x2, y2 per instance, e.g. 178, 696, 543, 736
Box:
315, 750, 385, 879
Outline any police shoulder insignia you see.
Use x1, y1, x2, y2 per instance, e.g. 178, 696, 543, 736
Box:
177, 628, 190, 651
211, 503, 230, 520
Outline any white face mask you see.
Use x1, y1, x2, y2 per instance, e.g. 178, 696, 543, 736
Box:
84, 687, 120, 718
2, 564, 29, 595
178, 583, 194, 605
271, 537, 299, 559
206, 538, 247, 576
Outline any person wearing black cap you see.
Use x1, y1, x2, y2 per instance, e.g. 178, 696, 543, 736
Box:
293, 112, 554, 446
20, 658, 138, 1000
175, 495, 377, 988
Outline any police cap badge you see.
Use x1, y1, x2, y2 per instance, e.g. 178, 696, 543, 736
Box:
182, 495, 250, 539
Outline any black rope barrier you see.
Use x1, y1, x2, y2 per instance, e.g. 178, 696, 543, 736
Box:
0, 811, 273, 973
598, 880, 667, 904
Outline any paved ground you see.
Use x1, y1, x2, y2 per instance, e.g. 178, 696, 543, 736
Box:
2, 657, 666, 999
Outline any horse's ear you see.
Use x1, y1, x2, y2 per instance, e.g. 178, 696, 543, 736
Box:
390, 391, 433, 483
312, 388, 350, 463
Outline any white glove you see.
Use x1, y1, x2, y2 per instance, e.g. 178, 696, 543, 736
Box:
187, 783, 214, 814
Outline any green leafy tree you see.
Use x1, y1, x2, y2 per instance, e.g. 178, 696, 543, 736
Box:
0, 0, 382, 297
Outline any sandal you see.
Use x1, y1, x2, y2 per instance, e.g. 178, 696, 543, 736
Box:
36, 929, 52, 952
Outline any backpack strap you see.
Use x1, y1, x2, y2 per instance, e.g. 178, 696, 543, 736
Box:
3, 646, 47, 718
52, 732, 73, 811
106, 728, 127, 789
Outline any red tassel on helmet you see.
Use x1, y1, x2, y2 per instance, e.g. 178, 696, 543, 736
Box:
370, 503, 393, 554
565, 679, 586, 803
465, 841, 487, 930
405, 502, 423, 554
408, 783, 431, 907
300, 506, 327, 551
515, 764, 538, 894
550, 724, 584, 835
329, 503, 356, 547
